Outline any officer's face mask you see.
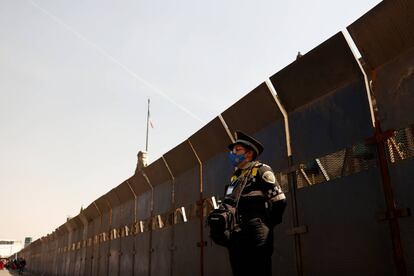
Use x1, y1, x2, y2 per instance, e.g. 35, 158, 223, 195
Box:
228, 151, 246, 167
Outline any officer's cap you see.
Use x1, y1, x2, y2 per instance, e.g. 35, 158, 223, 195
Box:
228, 131, 264, 157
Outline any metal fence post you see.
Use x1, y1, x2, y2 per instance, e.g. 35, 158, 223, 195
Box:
188, 139, 205, 276
266, 79, 305, 276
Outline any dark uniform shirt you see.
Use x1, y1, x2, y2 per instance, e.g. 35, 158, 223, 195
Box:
225, 161, 285, 223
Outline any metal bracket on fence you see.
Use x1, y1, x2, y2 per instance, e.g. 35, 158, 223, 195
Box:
283, 164, 300, 174
196, 198, 205, 210
299, 167, 312, 186
196, 241, 208, 247
377, 208, 411, 222
287, 225, 308, 236
366, 129, 395, 144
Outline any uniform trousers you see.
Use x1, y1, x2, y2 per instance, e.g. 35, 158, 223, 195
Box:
228, 217, 274, 276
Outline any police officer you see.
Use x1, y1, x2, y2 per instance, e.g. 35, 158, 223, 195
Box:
226, 131, 286, 276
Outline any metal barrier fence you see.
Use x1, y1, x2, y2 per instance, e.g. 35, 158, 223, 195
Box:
17, 0, 414, 275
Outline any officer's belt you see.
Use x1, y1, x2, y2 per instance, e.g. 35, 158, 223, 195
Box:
271, 193, 286, 202
241, 191, 286, 202
240, 191, 266, 197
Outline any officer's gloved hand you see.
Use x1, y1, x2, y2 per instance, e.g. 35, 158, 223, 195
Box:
269, 199, 287, 226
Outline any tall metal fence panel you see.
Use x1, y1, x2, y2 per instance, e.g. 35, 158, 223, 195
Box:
297, 168, 394, 275
95, 195, 111, 276
347, 1, 414, 275
134, 177, 151, 276
144, 159, 173, 276
114, 181, 136, 276
107, 190, 121, 276
163, 141, 200, 276
270, 32, 374, 165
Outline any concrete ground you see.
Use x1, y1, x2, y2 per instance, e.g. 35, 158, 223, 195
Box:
0, 269, 33, 276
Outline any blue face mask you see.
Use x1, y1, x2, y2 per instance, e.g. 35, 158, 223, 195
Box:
229, 152, 246, 167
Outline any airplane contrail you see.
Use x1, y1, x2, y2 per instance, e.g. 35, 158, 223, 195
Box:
26, 0, 205, 123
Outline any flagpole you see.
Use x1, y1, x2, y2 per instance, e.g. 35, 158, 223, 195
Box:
146, 98, 150, 152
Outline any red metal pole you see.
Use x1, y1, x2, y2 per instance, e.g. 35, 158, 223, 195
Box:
374, 121, 407, 276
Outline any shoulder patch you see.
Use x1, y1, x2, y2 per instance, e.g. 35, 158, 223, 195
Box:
262, 171, 276, 184
258, 163, 272, 175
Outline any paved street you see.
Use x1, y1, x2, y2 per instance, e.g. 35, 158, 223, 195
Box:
0, 270, 32, 276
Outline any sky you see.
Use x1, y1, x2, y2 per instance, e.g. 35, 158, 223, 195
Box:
0, 0, 381, 242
